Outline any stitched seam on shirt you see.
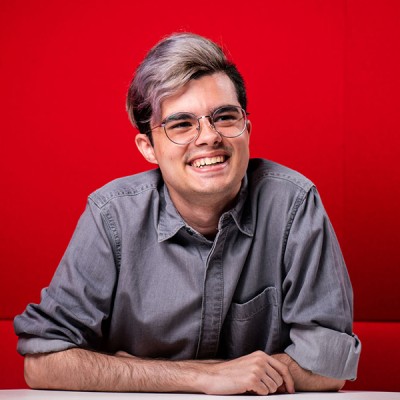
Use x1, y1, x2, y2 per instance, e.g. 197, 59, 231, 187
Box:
252, 171, 314, 191
281, 188, 309, 263
100, 208, 121, 270
226, 303, 275, 321
195, 221, 228, 359
89, 183, 158, 208
213, 222, 229, 355
322, 211, 349, 329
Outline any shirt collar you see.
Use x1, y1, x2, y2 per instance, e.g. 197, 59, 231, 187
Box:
157, 173, 254, 242
226, 174, 254, 237
157, 184, 186, 242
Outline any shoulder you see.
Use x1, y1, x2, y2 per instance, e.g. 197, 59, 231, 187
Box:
88, 168, 163, 209
247, 158, 314, 193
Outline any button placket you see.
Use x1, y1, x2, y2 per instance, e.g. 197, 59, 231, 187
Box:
196, 220, 230, 359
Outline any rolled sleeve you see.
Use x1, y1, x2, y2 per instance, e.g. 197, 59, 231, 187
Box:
285, 325, 361, 380
282, 186, 361, 380
16, 337, 77, 355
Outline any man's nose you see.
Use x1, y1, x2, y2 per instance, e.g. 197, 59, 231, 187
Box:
195, 116, 222, 145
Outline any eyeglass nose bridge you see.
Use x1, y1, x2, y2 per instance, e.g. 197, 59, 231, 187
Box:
195, 114, 217, 133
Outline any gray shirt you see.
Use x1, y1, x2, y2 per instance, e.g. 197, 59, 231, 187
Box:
14, 158, 360, 380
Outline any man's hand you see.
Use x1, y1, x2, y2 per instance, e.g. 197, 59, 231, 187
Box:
194, 350, 295, 395
272, 353, 345, 392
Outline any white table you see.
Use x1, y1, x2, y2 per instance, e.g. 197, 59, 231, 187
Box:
0, 390, 399, 399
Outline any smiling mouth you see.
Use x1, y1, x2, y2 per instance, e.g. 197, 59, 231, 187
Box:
191, 155, 226, 168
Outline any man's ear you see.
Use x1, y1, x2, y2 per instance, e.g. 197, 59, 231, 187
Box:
135, 133, 158, 164
246, 120, 252, 136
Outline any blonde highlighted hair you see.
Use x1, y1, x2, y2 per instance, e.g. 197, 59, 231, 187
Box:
126, 33, 247, 142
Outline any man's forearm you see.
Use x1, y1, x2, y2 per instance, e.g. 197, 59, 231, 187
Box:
24, 348, 203, 392
272, 353, 345, 392
24, 349, 295, 395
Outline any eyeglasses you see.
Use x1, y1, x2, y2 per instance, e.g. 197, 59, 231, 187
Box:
148, 105, 249, 145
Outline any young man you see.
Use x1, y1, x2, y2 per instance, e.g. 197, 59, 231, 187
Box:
14, 33, 360, 395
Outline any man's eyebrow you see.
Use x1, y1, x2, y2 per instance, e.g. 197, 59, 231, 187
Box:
162, 105, 240, 122
211, 104, 241, 113
164, 112, 194, 121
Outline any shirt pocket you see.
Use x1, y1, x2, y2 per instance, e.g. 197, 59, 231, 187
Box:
218, 286, 281, 358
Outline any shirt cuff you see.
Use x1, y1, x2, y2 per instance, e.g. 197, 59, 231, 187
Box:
17, 337, 77, 356
285, 324, 361, 380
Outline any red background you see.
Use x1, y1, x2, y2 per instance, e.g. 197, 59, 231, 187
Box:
1, 0, 399, 390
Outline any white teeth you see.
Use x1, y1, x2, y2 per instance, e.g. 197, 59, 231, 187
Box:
192, 156, 225, 168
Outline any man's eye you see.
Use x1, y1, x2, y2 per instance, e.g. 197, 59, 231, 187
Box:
168, 121, 194, 130
214, 113, 238, 124
215, 113, 235, 121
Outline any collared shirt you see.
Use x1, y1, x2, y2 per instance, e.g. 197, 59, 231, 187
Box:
14, 158, 361, 380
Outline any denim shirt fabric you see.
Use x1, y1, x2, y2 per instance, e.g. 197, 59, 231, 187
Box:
14, 158, 361, 380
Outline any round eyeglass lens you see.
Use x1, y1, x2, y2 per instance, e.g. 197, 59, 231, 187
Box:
164, 112, 199, 145
212, 106, 246, 137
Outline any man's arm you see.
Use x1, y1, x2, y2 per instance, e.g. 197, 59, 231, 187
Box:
272, 353, 345, 392
24, 349, 294, 395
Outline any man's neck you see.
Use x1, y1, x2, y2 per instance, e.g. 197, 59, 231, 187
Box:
169, 191, 239, 240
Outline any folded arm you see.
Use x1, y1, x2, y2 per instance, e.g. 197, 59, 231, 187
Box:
24, 349, 295, 395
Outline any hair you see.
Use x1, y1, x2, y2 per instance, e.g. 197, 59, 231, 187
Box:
126, 33, 247, 141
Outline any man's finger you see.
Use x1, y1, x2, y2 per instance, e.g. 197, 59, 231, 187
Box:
267, 356, 295, 394
260, 374, 279, 394
264, 363, 283, 388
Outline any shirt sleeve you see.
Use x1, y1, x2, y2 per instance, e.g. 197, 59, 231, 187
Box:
282, 186, 361, 380
14, 198, 118, 355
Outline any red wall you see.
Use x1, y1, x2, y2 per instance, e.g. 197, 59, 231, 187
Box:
1, 0, 399, 335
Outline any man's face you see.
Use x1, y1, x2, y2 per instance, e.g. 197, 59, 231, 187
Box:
136, 72, 251, 209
